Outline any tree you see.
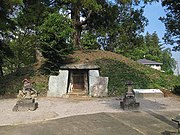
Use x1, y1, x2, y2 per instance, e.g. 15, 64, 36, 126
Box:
16, 0, 52, 61
0, 0, 22, 77
81, 32, 100, 50
50, 0, 158, 50
38, 13, 74, 73
83, 0, 149, 54
53, 0, 101, 49
144, 32, 162, 61
17, 0, 52, 31
4, 31, 37, 74
143, 32, 175, 74
160, 0, 180, 51
161, 48, 176, 74
1, 0, 53, 75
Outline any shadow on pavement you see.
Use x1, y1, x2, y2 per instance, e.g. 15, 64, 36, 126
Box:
100, 97, 168, 111
146, 111, 177, 128
161, 130, 179, 135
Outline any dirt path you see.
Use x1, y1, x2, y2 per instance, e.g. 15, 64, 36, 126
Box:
0, 97, 180, 126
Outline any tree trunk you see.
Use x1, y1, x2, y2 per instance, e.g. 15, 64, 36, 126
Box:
71, 2, 92, 49
71, 2, 82, 49
0, 65, 3, 77
74, 26, 82, 49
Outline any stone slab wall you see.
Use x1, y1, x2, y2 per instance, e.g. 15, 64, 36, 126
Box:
90, 77, 108, 97
47, 70, 68, 97
48, 69, 108, 97
89, 70, 108, 97
89, 70, 99, 96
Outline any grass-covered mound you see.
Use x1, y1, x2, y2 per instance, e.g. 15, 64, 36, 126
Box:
70, 50, 180, 96
0, 50, 179, 97
94, 58, 180, 95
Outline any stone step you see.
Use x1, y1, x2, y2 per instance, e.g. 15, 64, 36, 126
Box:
68, 92, 87, 96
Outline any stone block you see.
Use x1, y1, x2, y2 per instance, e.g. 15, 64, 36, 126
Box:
133, 89, 164, 98
12, 99, 38, 112
90, 77, 108, 97
47, 70, 68, 97
89, 70, 100, 96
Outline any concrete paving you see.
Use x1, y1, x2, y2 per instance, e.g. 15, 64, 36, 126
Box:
0, 111, 180, 135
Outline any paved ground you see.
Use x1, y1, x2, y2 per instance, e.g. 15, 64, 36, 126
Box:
0, 97, 180, 135
0, 111, 180, 135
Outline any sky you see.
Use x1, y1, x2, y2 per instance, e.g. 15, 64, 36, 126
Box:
143, 2, 180, 75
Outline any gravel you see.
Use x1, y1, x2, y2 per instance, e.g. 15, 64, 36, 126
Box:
0, 97, 180, 126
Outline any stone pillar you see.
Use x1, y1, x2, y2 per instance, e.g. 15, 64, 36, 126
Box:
47, 70, 69, 97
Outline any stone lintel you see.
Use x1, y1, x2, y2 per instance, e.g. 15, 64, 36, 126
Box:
60, 64, 99, 70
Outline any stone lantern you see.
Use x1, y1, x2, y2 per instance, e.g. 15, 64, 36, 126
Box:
125, 80, 134, 94
120, 81, 139, 110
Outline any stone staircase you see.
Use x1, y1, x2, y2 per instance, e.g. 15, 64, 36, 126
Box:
68, 91, 88, 97
62, 89, 90, 99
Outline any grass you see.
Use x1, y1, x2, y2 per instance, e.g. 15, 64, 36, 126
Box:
0, 63, 49, 97
93, 58, 180, 96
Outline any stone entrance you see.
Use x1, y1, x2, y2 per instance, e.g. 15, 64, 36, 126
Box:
47, 64, 108, 97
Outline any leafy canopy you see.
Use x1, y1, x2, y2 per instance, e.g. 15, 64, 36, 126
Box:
38, 13, 74, 73
160, 0, 180, 51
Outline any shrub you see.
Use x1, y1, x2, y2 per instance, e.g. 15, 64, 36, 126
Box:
173, 85, 180, 95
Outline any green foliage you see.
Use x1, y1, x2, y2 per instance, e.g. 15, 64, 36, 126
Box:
161, 48, 176, 74
62, 0, 102, 11
0, 0, 22, 32
39, 13, 74, 73
93, 58, 179, 96
0, 0, 51, 76
116, 0, 159, 5
143, 32, 175, 74
55, 0, 102, 48
118, 32, 176, 74
0, 64, 49, 96
160, 0, 180, 51
3, 33, 36, 75
103, 5, 147, 53
16, 0, 51, 30
0, 0, 23, 77
81, 32, 100, 50
33, 82, 47, 95
173, 85, 180, 95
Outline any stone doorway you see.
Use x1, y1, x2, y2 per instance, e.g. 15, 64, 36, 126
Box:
72, 71, 85, 90
69, 70, 88, 93
48, 64, 108, 98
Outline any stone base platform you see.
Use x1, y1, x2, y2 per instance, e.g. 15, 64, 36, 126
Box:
12, 99, 38, 112
133, 89, 164, 98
